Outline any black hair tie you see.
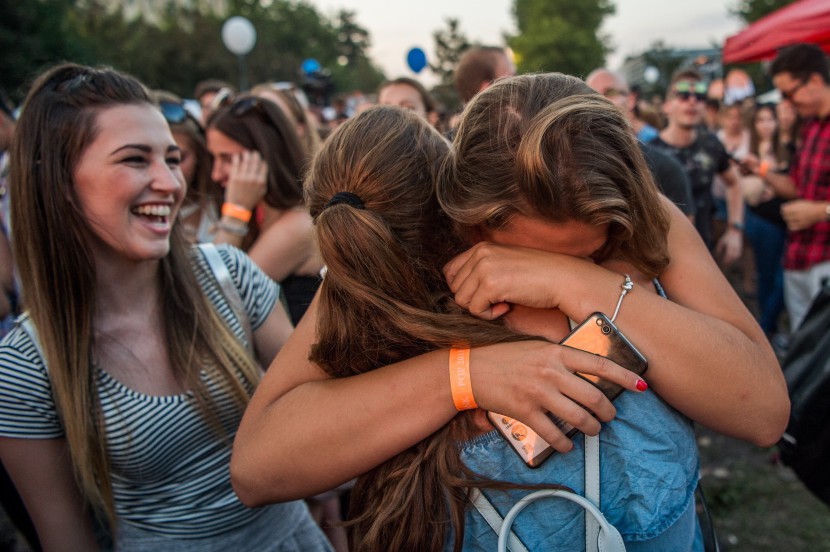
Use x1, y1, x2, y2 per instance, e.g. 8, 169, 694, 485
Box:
325, 192, 365, 210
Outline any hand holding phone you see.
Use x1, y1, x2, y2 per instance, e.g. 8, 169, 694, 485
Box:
488, 312, 647, 468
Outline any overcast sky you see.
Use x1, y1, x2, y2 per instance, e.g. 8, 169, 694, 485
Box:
308, 0, 747, 85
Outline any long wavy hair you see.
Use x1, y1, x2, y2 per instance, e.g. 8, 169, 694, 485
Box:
306, 106, 540, 551
440, 73, 671, 279
207, 95, 310, 249
9, 63, 260, 530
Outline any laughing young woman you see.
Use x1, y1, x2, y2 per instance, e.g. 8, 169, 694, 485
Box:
0, 64, 331, 551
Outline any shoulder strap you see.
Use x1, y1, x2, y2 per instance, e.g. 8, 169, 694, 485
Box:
585, 433, 601, 552
470, 432, 625, 552
469, 488, 529, 552
18, 313, 44, 359
198, 244, 253, 355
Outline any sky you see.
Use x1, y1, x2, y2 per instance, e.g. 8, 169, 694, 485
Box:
309, 0, 747, 86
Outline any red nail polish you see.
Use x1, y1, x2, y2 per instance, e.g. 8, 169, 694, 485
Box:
636, 379, 648, 392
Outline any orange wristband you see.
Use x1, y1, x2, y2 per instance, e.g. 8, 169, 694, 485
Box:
449, 347, 477, 411
221, 202, 252, 223
758, 160, 770, 179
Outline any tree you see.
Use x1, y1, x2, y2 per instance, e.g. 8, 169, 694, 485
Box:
731, 0, 797, 23
328, 10, 385, 94
508, 0, 615, 77
0, 0, 87, 101
428, 17, 470, 112
430, 18, 470, 88
0, 0, 385, 105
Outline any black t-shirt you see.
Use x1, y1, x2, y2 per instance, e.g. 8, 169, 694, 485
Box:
651, 131, 730, 247
640, 142, 695, 217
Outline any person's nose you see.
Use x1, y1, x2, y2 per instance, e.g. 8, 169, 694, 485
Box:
211, 160, 225, 185
152, 160, 184, 194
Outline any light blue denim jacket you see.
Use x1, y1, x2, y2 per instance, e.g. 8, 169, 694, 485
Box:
453, 387, 700, 551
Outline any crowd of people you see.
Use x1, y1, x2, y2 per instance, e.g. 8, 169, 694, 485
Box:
0, 40, 827, 552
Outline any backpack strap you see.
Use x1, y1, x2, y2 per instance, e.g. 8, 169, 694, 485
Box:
470, 432, 625, 552
197, 244, 253, 356
469, 488, 529, 552
585, 433, 601, 552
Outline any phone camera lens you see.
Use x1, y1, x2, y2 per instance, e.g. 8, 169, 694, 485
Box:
601, 324, 612, 335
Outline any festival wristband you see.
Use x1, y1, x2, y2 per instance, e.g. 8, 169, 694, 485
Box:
758, 160, 770, 179
221, 202, 253, 223
449, 347, 477, 411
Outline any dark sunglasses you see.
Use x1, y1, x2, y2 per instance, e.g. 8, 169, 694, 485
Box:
159, 101, 205, 134
230, 96, 265, 117
673, 81, 708, 102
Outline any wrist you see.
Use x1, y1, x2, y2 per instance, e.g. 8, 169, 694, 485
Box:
729, 221, 744, 232
217, 215, 249, 237
449, 347, 477, 411
221, 202, 253, 223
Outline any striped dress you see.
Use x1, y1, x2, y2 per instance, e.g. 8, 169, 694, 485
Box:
0, 245, 331, 550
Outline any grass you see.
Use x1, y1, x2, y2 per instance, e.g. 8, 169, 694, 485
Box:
698, 429, 830, 551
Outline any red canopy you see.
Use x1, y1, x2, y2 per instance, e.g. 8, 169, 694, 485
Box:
722, 0, 830, 64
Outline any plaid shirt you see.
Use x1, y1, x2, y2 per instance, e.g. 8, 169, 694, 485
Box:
786, 116, 830, 270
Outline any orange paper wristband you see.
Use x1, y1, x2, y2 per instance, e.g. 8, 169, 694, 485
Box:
221, 202, 253, 223
449, 347, 477, 411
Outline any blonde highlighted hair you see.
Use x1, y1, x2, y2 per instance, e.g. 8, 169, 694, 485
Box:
440, 72, 670, 278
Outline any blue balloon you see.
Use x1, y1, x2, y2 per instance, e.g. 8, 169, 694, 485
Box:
406, 47, 427, 74
302, 58, 321, 74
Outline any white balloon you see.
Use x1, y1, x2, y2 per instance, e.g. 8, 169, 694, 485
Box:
643, 66, 660, 85
222, 17, 256, 55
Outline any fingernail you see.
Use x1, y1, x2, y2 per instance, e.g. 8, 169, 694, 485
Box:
635, 378, 648, 392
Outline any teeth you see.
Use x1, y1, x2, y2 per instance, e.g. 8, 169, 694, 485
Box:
133, 205, 171, 217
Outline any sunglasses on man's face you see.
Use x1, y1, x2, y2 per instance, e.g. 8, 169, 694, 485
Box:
673, 81, 708, 102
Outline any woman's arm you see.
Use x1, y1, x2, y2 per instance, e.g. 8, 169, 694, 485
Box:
0, 437, 98, 551
231, 294, 645, 505
444, 199, 789, 446
251, 300, 293, 368
247, 209, 320, 282
214, 151, 268, 248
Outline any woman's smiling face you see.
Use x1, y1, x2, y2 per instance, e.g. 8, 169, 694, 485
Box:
72, 103, 185, 265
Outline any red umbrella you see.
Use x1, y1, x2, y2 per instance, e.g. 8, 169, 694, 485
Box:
723, 0, 830, 64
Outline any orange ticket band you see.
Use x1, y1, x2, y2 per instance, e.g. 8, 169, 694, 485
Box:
449, 347, 477, 411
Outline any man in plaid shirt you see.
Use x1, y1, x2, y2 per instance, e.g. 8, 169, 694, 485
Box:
765, 44, 830, 331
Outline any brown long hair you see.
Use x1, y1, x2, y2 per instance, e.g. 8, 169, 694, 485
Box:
9, 63, 260, 530
207, 95, 310, 249
440, 73, 670, 278
306, 106, 537, 551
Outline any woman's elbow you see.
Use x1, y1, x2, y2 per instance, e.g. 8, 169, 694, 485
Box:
230, 455, 266, 507
230, 449, 293, 507
747, 395, 791, 448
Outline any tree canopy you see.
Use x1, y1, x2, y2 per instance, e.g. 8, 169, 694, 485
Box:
731, 0, 798, 23
0, 0, 385, 104
508, 0, 615, 77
